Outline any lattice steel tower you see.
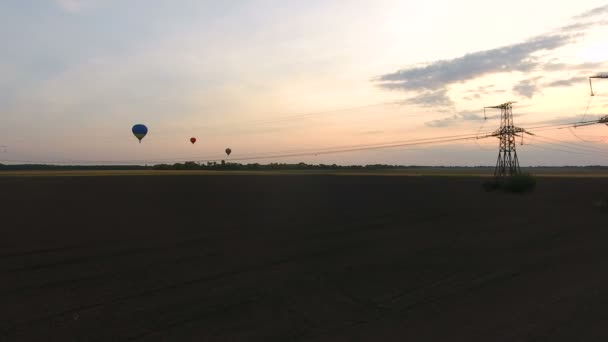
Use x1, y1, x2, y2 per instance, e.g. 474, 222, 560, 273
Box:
486, 102, 525, 177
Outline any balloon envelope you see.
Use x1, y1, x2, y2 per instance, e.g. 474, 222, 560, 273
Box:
225, 148, 232, 156
190, 137, 197, 144
132, 124, 148, 143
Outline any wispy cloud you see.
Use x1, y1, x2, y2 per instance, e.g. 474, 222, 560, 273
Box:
465, 85, 496, 94
573, 4, 608, 19
376, 35, 570, 92
545, 76, 588, 87
462, 95, 481, 101
462, 85, 506, 101
401, 88, 454, 108
513, 77, 543, 98
543, 61, 606, 72
375, 4, 608, 107
557, 17, 608, 33
425, 110, 485, 128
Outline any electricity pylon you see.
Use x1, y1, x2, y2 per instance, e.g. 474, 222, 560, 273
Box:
485, 102, 531, 177
589, 73, 608, 96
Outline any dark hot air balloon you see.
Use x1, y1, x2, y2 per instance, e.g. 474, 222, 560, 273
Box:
132, 124, 148, 143
225, 148, 232, 156
190, 137, 197, 144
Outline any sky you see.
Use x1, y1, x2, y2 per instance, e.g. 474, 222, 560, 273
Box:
1, 0, 608, 166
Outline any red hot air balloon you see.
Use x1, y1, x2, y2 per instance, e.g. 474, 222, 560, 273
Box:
190, 137, 197, 144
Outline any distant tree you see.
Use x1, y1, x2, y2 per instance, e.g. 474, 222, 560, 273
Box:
184, 161, 199, 170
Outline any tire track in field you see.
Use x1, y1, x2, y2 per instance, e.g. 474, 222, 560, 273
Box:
3, 235, 213, 274
123, 222, 475, 342
303, 267, 523, 342
0, 242, 111, 259
124, 297, 261, 341
301, 224, 591, 342
297, 220, 591, 341
1, 210, 399, 294
0, 208, 386, 273
0, 232, 197, 265
0, 252, 210, 297
2, 241, 365, 335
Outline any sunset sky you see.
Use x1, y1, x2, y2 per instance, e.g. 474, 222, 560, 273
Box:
1, 0, 608, 165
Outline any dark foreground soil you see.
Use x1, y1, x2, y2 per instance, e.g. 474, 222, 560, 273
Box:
2, 175, 608, 341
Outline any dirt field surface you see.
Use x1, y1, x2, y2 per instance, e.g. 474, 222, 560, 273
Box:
2, 174, 608, 341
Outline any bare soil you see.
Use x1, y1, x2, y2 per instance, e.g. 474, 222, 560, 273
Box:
1, 175, 608, 341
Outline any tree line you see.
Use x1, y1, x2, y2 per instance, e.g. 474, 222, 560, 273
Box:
2, 162, 608, 171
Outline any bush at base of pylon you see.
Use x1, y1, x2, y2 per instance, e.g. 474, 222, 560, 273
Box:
482, 173, 537, 193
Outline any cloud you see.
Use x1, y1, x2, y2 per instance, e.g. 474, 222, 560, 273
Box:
559, 5, 608, 34
513, 77, 543, 98
557, 19, 608, 33
55, 0, 98, 13
559, 22, 596, 32
543, 61, 606, 72
522, 115, 589, 126
465, 85, 495, 94
401, 88, 454, 108
573, 4, 608, 19
425, 110, 485, 128
375, 34, 572, 92
375, 4, 608, 108
545, 76, 587, 87
462, 85, 506, 100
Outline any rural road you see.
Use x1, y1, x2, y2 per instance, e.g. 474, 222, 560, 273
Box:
1, 175, 608, 341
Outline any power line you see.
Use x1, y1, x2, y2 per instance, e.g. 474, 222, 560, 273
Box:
0, 131, 495, 165
2, 113, 606, 165
211, 112, 608, 166
568, 127, 605, 143
526, 138, 593, 155
215, 135, 489, 163
533, 134, 608, 152
581, 96, 594, 123
473, 110, 494, 151
525, 142, 592, 156
525, 136, 608, 157
520, 119, 602, 131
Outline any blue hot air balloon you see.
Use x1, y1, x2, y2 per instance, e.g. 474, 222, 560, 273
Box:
132, 124, 148, 143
